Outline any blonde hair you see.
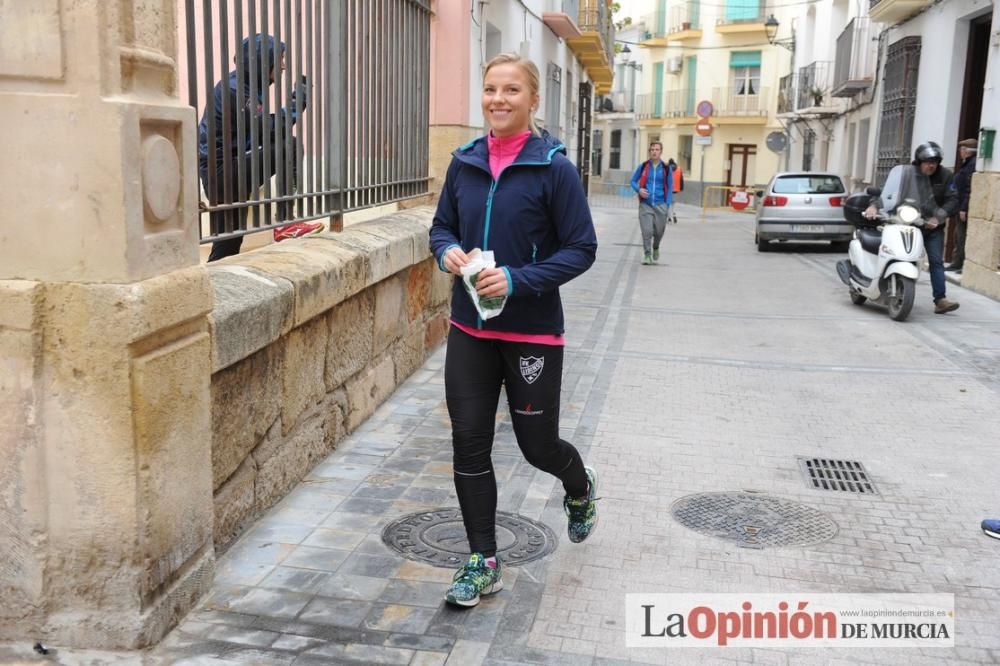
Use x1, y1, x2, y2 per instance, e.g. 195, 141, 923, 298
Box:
484, 53, 541, 135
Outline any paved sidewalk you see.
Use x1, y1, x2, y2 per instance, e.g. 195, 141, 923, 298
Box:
8, 203, 1000, 665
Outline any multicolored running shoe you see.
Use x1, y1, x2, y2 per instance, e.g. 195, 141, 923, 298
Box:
445, 553, 503, 607
564, 466, 599, 543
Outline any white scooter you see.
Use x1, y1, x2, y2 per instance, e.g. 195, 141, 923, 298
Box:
836, 169, 925, 321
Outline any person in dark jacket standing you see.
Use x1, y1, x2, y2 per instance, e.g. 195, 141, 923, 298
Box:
865, 141, 960, 313
947, 138, 977, 273
666, 157, 684, 223
429, 53, 599, 608
197, 34, 323, 262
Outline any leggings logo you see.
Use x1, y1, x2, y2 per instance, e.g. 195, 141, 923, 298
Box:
519, 356, 544, 384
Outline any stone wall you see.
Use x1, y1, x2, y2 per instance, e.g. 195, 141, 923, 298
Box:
206, 206, 451, 549
963, 172, 1000, 300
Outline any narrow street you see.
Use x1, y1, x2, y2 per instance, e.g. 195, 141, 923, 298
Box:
135, 202, 1000, 664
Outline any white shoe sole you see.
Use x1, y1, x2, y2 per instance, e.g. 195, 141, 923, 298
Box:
983, 527, 1000, 540
445, 578, 503, 607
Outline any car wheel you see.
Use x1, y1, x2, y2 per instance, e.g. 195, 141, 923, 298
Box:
757, 236, 770, 252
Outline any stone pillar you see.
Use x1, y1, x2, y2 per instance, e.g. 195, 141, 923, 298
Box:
0, 0, 214, 649
964, 171, 1000, 300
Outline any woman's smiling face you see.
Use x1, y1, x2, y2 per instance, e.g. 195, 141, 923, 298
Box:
482, 63, 538, 137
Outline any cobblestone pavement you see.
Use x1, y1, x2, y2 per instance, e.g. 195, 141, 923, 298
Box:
8, 203, 1000, 665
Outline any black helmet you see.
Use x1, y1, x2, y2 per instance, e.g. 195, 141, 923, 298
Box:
913, 142, 943, 165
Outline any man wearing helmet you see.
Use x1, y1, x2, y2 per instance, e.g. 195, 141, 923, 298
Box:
864, 141, 960, 314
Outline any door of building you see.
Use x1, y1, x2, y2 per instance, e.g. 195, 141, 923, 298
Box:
948, 13, 991, 260
726, 143, 757, 205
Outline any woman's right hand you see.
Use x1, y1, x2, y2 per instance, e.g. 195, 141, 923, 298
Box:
443, 246, 470, 276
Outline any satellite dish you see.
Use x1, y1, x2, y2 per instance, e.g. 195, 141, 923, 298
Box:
766, 131, 788, 154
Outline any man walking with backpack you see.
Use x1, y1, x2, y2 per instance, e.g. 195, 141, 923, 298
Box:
630, 142, 677, 264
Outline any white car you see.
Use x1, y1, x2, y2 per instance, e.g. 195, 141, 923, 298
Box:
754, 172, 852, 252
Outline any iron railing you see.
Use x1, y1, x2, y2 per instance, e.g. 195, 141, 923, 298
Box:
588, 180, 636, 208
670, 3, 702, 32
717, 0, 769, 26
598, 90, 635, 113
777, 73, 795, 113
639, 10, 669, 40
635, 92, 661, 119
713, 86, 769, 116
796, 61, 833, 109
832, 18, 876, 97
664, 89, 695, 117
179, 0, 431, 244
579, 0, 615, 66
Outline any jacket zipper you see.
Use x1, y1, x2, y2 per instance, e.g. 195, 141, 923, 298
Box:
465, 146, 563, 327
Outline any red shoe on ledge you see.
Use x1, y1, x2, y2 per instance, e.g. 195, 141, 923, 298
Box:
274, 221, 324, 242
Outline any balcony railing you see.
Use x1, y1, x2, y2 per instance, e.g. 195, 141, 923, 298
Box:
639, 10, 669, 41
713, 86, 769, 115
579, 0, 615, 68
597, 91, 635, 113
716, 0, 769, 26
832, 18, 876, 97
664, 89, 696, 116
636, 92, 661, 120
796, 61, 834, 110
669, 4, 702, 32
777, 74, 795, 113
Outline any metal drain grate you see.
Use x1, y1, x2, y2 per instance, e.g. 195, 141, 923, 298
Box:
798, 458, 878, 495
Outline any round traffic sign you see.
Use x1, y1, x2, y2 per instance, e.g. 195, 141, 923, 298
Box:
696, 100, 714, 118
766, 131, 788, 154
695, 120, 713, 137
730, 190, 751, 210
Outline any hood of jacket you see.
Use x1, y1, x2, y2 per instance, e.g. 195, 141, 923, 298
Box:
234, 34, 285, 99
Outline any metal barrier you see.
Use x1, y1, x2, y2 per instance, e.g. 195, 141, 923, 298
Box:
588, 181, 637, 209
701, 185, 760, 213
179, 0, 431, 244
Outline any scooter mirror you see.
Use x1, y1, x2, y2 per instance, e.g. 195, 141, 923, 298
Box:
897, 205, 920, 224
866, 186, 882, 196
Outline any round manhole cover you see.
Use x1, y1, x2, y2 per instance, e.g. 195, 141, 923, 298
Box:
382, 507, 557, 568
671, 492, 838, 549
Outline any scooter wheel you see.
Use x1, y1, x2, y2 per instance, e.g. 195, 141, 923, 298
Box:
849, 292, 867, 306
887, 276, 915, 321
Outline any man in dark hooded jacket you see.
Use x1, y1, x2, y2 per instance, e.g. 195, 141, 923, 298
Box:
946, 138, 977, 273
198, 34, 321, 262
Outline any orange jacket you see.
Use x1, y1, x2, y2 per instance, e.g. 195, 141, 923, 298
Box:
668, 162, 684, 193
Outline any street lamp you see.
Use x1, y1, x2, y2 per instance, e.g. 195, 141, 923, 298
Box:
619, 44, 642, 71
764, 14, 795, 51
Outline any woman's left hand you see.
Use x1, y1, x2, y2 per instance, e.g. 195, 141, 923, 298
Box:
475, 267, 509, 298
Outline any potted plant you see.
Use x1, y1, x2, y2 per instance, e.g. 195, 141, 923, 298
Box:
810, 86, 824, 106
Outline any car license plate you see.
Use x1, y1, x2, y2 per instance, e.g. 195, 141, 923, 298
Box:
792, 224, 823, 233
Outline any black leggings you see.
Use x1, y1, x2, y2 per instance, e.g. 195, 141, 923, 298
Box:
445, 326, 588, 557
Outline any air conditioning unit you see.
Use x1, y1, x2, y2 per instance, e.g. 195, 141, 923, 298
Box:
667, 57, 683, 74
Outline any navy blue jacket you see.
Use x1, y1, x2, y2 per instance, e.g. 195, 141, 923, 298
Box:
429, 131, 598, 335
954, 155, 976, 213
197, 35, 305, 173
